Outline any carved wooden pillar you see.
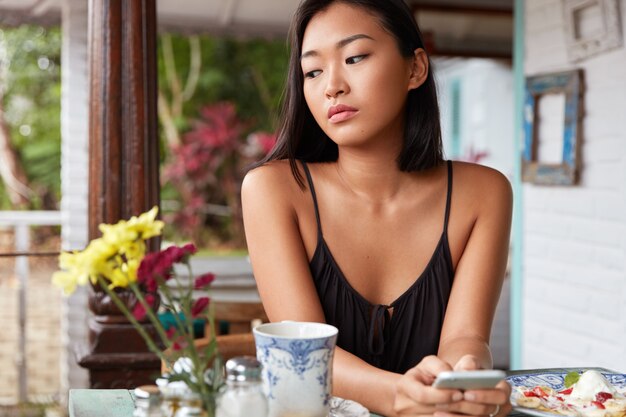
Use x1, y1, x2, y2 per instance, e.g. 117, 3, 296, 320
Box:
78, 0, 161, 388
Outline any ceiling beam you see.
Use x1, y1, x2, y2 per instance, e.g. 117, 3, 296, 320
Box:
30, 0, 59, 16
218, 0, 239, 26
412, 2, 513, 60
408, 0, 513, 13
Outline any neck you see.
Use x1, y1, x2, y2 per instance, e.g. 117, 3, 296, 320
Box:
335, 151, 409, 203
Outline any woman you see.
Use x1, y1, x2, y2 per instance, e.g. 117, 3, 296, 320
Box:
241, 0, 513, 416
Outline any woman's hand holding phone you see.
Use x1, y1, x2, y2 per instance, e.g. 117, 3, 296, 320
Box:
433, 370, 506, 390
393, 355, 511, 417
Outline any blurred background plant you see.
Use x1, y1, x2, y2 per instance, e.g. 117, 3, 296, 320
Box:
0, 25, 61, 211
0, 28, 286, 250
157, 34, 285, 249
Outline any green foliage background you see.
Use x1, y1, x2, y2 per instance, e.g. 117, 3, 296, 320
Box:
0, 26, 288, 249
0, 25, 62, 210
158, 34, 287, 139
158, 35, 288, 248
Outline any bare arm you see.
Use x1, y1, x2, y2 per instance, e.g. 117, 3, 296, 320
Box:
394, 165, 513, 417
438, 165, 513, 369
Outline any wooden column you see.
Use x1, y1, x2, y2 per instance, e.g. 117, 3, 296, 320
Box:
78, 0, 161, 388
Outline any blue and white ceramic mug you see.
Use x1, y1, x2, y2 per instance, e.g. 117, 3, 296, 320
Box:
253, 321, 338, 417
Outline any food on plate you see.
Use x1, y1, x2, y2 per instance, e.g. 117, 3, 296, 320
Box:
512, 370, 626, 417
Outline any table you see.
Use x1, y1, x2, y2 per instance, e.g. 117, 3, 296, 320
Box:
69, 389, 135, 417
68, 389, 383, 417
68, 368, 614, 417
68, 388, 521, 417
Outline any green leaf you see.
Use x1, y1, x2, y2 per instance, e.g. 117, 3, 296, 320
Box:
564, 371, 580, 388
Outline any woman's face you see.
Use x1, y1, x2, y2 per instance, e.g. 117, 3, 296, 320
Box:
301, 2, 426, 150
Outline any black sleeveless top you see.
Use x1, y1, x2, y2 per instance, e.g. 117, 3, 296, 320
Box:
301, 160, 455, 374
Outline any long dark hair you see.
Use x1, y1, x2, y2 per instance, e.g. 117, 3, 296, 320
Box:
258, 0, 443, 186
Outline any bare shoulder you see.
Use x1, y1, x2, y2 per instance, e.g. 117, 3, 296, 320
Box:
241, 160, 307, 215
451, 161, 513, 211
242, 160, 299, 198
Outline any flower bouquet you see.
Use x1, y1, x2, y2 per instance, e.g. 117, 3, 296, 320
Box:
53, 207, 222, 414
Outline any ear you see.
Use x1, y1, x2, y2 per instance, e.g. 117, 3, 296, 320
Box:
407, 48, 429, 91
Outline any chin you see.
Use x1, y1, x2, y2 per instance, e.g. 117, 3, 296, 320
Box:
327, 135, 370, 148
324, 126, 372, 146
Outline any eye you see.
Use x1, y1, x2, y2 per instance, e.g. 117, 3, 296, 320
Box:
304, 69, 322, 79
346, 54, 367, 64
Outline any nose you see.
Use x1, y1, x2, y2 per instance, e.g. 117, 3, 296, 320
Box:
324, 65, 349, 99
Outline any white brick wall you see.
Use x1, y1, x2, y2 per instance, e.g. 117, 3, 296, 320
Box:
522, 0, 626, 371
60, 0, 90, 398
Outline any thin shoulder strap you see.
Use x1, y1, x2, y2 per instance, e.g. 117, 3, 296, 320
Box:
300, 161, 323, 236
443, 160, 453, 233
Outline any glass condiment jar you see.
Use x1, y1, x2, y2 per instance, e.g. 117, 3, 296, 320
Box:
216, 356, 268, 417
134, 385, 165, 417
158, 379, 191, 417
175, 392, 209, 417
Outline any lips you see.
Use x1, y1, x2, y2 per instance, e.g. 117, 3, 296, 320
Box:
327, 104, 358, 123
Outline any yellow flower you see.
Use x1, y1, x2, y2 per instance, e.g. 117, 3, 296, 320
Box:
123, 258, 141, 284
54, 251, 91, 294
126, 206, 164, 240
107, 266, 132, 289
83, 239, 119, 282
118, 239, 146, 260
52, 270, 81, 295
54, 207, 164, 293
99, 221, 138, 246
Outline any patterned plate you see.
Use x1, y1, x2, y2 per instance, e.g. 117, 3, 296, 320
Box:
506, 371, 626, 417
330, 396, 370, 417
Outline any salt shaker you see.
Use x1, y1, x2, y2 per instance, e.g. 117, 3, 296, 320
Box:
216, 356, 268, 417
134, 385, 165, 417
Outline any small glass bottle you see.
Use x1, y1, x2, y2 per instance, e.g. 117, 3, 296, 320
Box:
159, 381, 188, 417
134, 385, 165, 417
216, 356, 268, 417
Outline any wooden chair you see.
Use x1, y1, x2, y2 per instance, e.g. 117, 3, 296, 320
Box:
161, 333, 257, 373
162, 301, 266, 373
208, 301, 269, 336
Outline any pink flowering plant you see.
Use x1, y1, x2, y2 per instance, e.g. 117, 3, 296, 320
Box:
53, 207, 223, 404
162, 101, 276, 247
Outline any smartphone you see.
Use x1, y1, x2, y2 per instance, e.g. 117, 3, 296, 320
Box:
432, 370, 506, 390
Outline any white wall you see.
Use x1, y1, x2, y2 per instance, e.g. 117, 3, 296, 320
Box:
437, 58, 514, 178
522, 0, 626, 370
60, 0, 90, 397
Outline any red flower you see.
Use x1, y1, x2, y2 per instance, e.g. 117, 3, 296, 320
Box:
132, 293, 155, 321
194, 273, 215, 289
172, 340, 188, 351
165, 327, 188, 351
166, 243, 197, 264
138, 244, 197, 290
191, 297, 210, 317
137, 250, 174, 290
165, 327, 176, 340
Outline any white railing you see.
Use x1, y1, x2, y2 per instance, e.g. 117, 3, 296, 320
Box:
0, 211, 62, 403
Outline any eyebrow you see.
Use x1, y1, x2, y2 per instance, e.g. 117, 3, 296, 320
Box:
301, 34, 375, 60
